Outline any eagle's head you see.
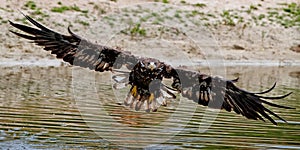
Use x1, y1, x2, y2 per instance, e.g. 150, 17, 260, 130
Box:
129, 58, 165, 92
139, 58, 164, 75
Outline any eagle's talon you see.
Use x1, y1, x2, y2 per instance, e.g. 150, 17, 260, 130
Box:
161, 99, 168, 107
135, 100, 144, 111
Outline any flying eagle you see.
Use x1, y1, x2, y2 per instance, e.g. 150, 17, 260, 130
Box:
9, 14, 294, 125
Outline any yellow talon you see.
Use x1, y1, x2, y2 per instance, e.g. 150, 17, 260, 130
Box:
131, 86, 138, 97
149, 93, 155, 102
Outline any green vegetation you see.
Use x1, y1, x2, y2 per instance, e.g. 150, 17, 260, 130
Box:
154, 0, 169, 3
76, 20, 90, 26
221, 10, 236, 26
15, 18, 29, 25
125, 2, 299, 28
16, 1, 299, 30
174, 11, 182, 19
51, 6, 72, 13
249, 4, 258, 10
0, 20, 7, 24
24, 1, 36, 10
121, 23, 147, 38
0, 7, 11, 12
245, 4, 257, 14
0, 16, 8, 25
213, 2, 300, 27
259, 2, 300, 27
194, 3, 206, 8
258, 14, 265, 20
162, 0, 169, 3
22, 1, 49, 21
130, 23, 146, 37
51, 5, 88, 13
93, 4, 107, 14
282, 2, 299, 14
281, 2, 300, 27
31, 8, 49, 18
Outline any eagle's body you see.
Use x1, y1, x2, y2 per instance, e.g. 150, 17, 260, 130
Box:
9, 14, 294, 125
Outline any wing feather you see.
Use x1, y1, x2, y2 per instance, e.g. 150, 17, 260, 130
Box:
169, 68, 294, 125
9, 14, 139, 72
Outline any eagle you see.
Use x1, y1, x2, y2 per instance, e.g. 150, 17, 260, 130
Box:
9, 14, 294, 125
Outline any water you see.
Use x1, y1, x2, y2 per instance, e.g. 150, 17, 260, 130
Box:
0, 64, 299, 149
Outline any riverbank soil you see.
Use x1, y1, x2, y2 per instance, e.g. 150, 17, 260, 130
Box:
1, 0, 299, 65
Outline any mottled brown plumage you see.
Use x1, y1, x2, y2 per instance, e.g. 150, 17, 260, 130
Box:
9, 14, 294, 125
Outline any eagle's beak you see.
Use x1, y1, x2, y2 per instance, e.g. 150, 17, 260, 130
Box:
148, 62, 156, 71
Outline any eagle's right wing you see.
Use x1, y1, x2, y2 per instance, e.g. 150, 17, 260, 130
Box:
169, 68, 294, 125
9, 14, 139, 72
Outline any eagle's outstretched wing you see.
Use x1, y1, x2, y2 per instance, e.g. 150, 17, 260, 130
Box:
170, 68, 293, 125
9, 14, 139, 72
10, 14, 294, 125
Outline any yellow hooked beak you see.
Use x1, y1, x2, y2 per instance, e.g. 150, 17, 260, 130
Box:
148, 62, 156, 71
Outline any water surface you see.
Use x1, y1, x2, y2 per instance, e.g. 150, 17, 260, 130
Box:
0, 64, 299, 149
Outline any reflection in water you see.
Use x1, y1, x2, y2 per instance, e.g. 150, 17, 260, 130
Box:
0, 65, 299, 149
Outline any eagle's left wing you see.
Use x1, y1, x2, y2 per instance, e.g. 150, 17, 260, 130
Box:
9, 14, 139, 72
168, 68, 294, 125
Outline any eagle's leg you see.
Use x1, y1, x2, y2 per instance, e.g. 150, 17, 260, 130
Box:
124, 85, 138, 106
123, 58, 177, 112
124, 83, 169, 112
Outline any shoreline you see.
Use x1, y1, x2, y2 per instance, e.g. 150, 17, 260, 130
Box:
1, 58, 300, 67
